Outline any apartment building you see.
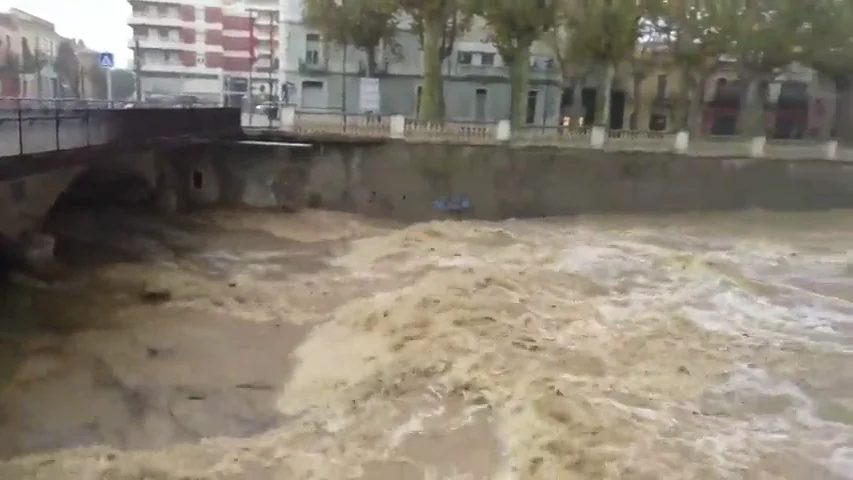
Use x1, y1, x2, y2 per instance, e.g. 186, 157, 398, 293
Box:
8, 8, 63, 98
125, 0, 836, 132
280, 11, 563, 123
0, 9, 65, 98
127, 0, 281, 103
0, 13, 19, 96
622, 59, 839, 137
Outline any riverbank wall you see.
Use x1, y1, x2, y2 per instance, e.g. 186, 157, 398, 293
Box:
7, 139, 853, 253
280, 142, 853, 221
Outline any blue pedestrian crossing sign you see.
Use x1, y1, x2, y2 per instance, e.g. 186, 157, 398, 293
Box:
98, 52, 114, 68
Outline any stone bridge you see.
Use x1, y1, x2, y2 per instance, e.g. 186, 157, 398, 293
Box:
0, 103, 238, 157
0, 104, 242, 244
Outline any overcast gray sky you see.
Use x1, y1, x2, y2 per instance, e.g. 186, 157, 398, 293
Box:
0, 0, 132, 66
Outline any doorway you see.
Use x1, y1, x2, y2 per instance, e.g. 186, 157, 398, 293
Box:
474, 88, 487, 121
300, 81, 324, 109
526, 90, 538, 124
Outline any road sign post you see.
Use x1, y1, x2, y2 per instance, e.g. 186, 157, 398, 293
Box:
99, 52, 115, 106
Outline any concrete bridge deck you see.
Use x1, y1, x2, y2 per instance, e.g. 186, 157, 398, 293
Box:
0, 100, 244, 245
0, 99, 241, 159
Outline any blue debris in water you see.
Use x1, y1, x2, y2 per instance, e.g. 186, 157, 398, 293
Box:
433, 195, 471, 212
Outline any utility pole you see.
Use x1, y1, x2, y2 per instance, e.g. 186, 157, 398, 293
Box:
106, 63, 113, 105
35, 37, 43, 99
133, 39, 142, 101
79, 64, 85, 99
341, 43, 347, 132
267, 10, 275, 126
247, 10, 257, 124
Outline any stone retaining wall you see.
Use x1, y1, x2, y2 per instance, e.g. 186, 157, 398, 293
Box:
291, 142, 853, 221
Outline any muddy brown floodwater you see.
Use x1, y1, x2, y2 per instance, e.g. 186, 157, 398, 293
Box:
0, 207, 851, 479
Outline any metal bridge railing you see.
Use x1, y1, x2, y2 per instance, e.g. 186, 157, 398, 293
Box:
0, 97, 241, 157
0, 97, 228, 110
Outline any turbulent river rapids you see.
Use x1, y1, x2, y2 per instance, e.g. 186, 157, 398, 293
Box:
0, 207, 851, 479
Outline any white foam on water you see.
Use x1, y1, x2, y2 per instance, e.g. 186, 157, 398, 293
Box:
386, 404, 446, 449
828, 447, 853, 479
683, 362, 853, 476
435, 255, 484, 268
7, 211, 853, 479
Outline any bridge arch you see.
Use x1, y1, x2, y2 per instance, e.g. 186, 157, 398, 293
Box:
53, 147, 223, 214
0, 146, 223, 246
53, 153, 162, 209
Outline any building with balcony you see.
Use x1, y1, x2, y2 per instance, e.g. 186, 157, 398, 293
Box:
0, 9, 117, 100
557, 51, 839, 137
127, 0, 280, 103
0, 12, 20, 96
7, 8, 64, 98
262, 0, 846, 132
698, 61, 836, 138
0, 9, 66, 98
280, 11, 563, 123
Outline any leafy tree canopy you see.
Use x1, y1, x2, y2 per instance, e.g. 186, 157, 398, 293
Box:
646, 0, 732, 69
799, 0, 853, 77
474, 0, 556, 60
399, 0, 474, 59
54, 40, 79, 76
0, 51, 20, 75
716, 0, 819, 74
109, 69, 136, 100
558, 0, 645, 64
302, 0, 399, 49
85, 63, 108, 99
54, 40, 81, 97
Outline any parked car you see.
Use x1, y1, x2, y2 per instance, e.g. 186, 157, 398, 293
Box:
173, 94, 200, 107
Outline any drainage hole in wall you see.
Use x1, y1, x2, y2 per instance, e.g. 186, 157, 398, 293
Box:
191, 170, 204, 190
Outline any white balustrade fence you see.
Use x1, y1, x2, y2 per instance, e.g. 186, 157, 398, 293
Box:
272, 107, 849, 161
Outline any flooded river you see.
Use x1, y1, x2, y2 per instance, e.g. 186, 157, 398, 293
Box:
0, 207, 851, 479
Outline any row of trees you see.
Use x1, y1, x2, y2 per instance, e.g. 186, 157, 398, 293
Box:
304, 0, 853, 134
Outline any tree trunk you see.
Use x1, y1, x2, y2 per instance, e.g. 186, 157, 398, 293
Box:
736, 74, 768, 136
508, 46, 531, 128
570, 76, 584, 127
671, 65, 691, 131
630, 73, 643, 130
735, 77, 752, 135
364, 45, 377, 77
735, 73, 758, 135
817, 74, 843, 140
435, 68, 446, 119
686, 70, 709, 136
418, 18, 444, 123
594, 63, 614, 128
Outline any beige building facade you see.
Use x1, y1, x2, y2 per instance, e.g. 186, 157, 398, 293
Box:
0, 8, 107, 100
621, 54, 837, 137
5, 8, 63, 98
